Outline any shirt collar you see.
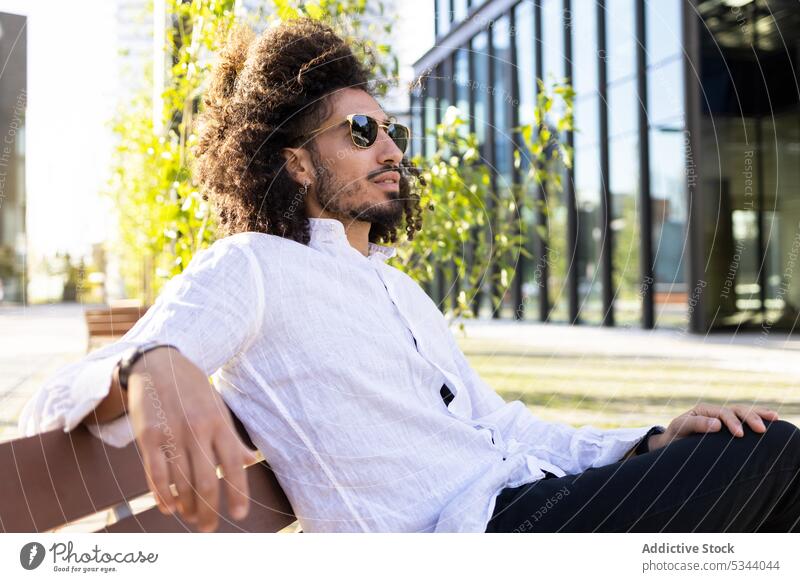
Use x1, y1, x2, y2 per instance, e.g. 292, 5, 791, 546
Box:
307, 217, 397, 262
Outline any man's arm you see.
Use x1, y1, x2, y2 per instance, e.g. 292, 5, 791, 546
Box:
444, 331, 655, 474
621, 443, 638, 461
81, 363, 127, 425
18, 335, 148, 447
80, 347, 186, 426
620, 431, 659, 461
17, 236, 265, 531
18, 238, 264, 443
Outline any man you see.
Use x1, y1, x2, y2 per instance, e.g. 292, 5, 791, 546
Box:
19, 18, 799, 533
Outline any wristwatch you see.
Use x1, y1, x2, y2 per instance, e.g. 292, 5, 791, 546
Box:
116, 342, 178, 390
634, 425, 667, 456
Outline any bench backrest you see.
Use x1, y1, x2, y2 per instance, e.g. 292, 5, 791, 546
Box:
0, 411, 297, 533
1, 305, 297, 532
84, 306, 150, 350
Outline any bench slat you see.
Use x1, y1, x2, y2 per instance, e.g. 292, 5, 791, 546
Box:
1, 422, 296, 533
85, 312, 144, 322
0, 425, 149, 532
85, 316, 139, 325
84, 307, 148, 317
83, 306, 151, 341
2, 306, 298, 533
85, 324, 139, 335
102, 462, 296, 533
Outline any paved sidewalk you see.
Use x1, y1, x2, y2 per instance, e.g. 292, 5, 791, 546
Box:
0, 303, 87, 442
454, 318, 800, 375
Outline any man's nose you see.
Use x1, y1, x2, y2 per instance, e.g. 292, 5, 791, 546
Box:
375, 127, 403, 165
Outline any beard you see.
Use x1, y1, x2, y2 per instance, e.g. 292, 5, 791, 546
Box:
309, 148, 404, 232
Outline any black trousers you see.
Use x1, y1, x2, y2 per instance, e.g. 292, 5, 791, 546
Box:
485, 419, 800, 532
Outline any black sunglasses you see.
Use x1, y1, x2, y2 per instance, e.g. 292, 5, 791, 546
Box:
303, 114, 410, 154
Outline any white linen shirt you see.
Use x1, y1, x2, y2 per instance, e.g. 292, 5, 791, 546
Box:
18, 216, 654, 533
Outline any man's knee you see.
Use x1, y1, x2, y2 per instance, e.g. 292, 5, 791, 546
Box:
757, 419, 800, 464
745, 420, 800, 467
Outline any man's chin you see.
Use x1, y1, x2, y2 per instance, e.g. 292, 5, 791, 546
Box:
352, 200, 404, 230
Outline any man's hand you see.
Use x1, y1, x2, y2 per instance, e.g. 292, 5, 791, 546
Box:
648, 403, 780, 452
125, 347, 259, 532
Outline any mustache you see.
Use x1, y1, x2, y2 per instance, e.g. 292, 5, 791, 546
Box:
366, 160, 427, 187
366, 166, 400, 180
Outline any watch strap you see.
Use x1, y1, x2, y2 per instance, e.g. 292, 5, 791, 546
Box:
635, 425, 667, 456
117, 342, 178, 390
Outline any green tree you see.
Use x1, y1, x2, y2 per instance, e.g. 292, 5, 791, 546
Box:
514, 79, 575, 321
107, 0, 238, 302
400, 79, 574, 326
402, 106, 510, 323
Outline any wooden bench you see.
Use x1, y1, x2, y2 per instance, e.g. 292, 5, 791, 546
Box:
2, 303, 299, 533
0, 410, 298, 533
84, 304, 151, 352
654, 291, 688, 305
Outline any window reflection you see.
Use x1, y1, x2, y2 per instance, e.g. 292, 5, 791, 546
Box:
493, 16, 516, 318
647, 58, 684, 125
541, 0, 568, 322
436, 0, 450, 38
468, 30, 491, 317
646, 0, 682, 67
761, 113, 800, 323
605, 0, 636, 84
423, 76, 437, 157
410, 88, 423, 158
515, 0, 536, 128
493, 16, 513, 183
646, 0, 687, 329
472, 32, 489, 148
572, 2, 603, 324
541, 0, 564, 84
575, 97, 599, 147
575, 144, 604, 324
454, 0, 468, 23
571, 0, 598, 96
514, 0, 542, 319
609, 132, 642, 326
438, 62, 450, 121
608, 82, 638, 138
454, 47, 470, 133
649, 126, 688, 328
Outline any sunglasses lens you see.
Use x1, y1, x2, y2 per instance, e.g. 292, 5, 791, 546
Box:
350, 114, 377, 148
388, 123, 409, 154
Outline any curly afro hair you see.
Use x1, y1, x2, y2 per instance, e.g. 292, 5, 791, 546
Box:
193, 17, 424, 247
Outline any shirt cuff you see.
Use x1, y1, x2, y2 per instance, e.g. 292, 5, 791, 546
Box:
17, 352, 128, 448
593, 425, 660, 467
84, 414, 136, 448
63, 353, 126, 433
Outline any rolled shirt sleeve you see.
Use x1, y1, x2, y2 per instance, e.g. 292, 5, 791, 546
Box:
17, 235, 265, 448
446, 329, 656, 474
504, 407, 657, 474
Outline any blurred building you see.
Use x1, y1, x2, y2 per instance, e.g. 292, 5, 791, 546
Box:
412, 0, 800, 334
0, 11, 26, 304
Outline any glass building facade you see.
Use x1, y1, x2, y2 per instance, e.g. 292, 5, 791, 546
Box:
0, 12, 27, 304
413, 0, 800, 334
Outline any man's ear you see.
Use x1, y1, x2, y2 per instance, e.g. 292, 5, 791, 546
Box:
281, 147, 313, 185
